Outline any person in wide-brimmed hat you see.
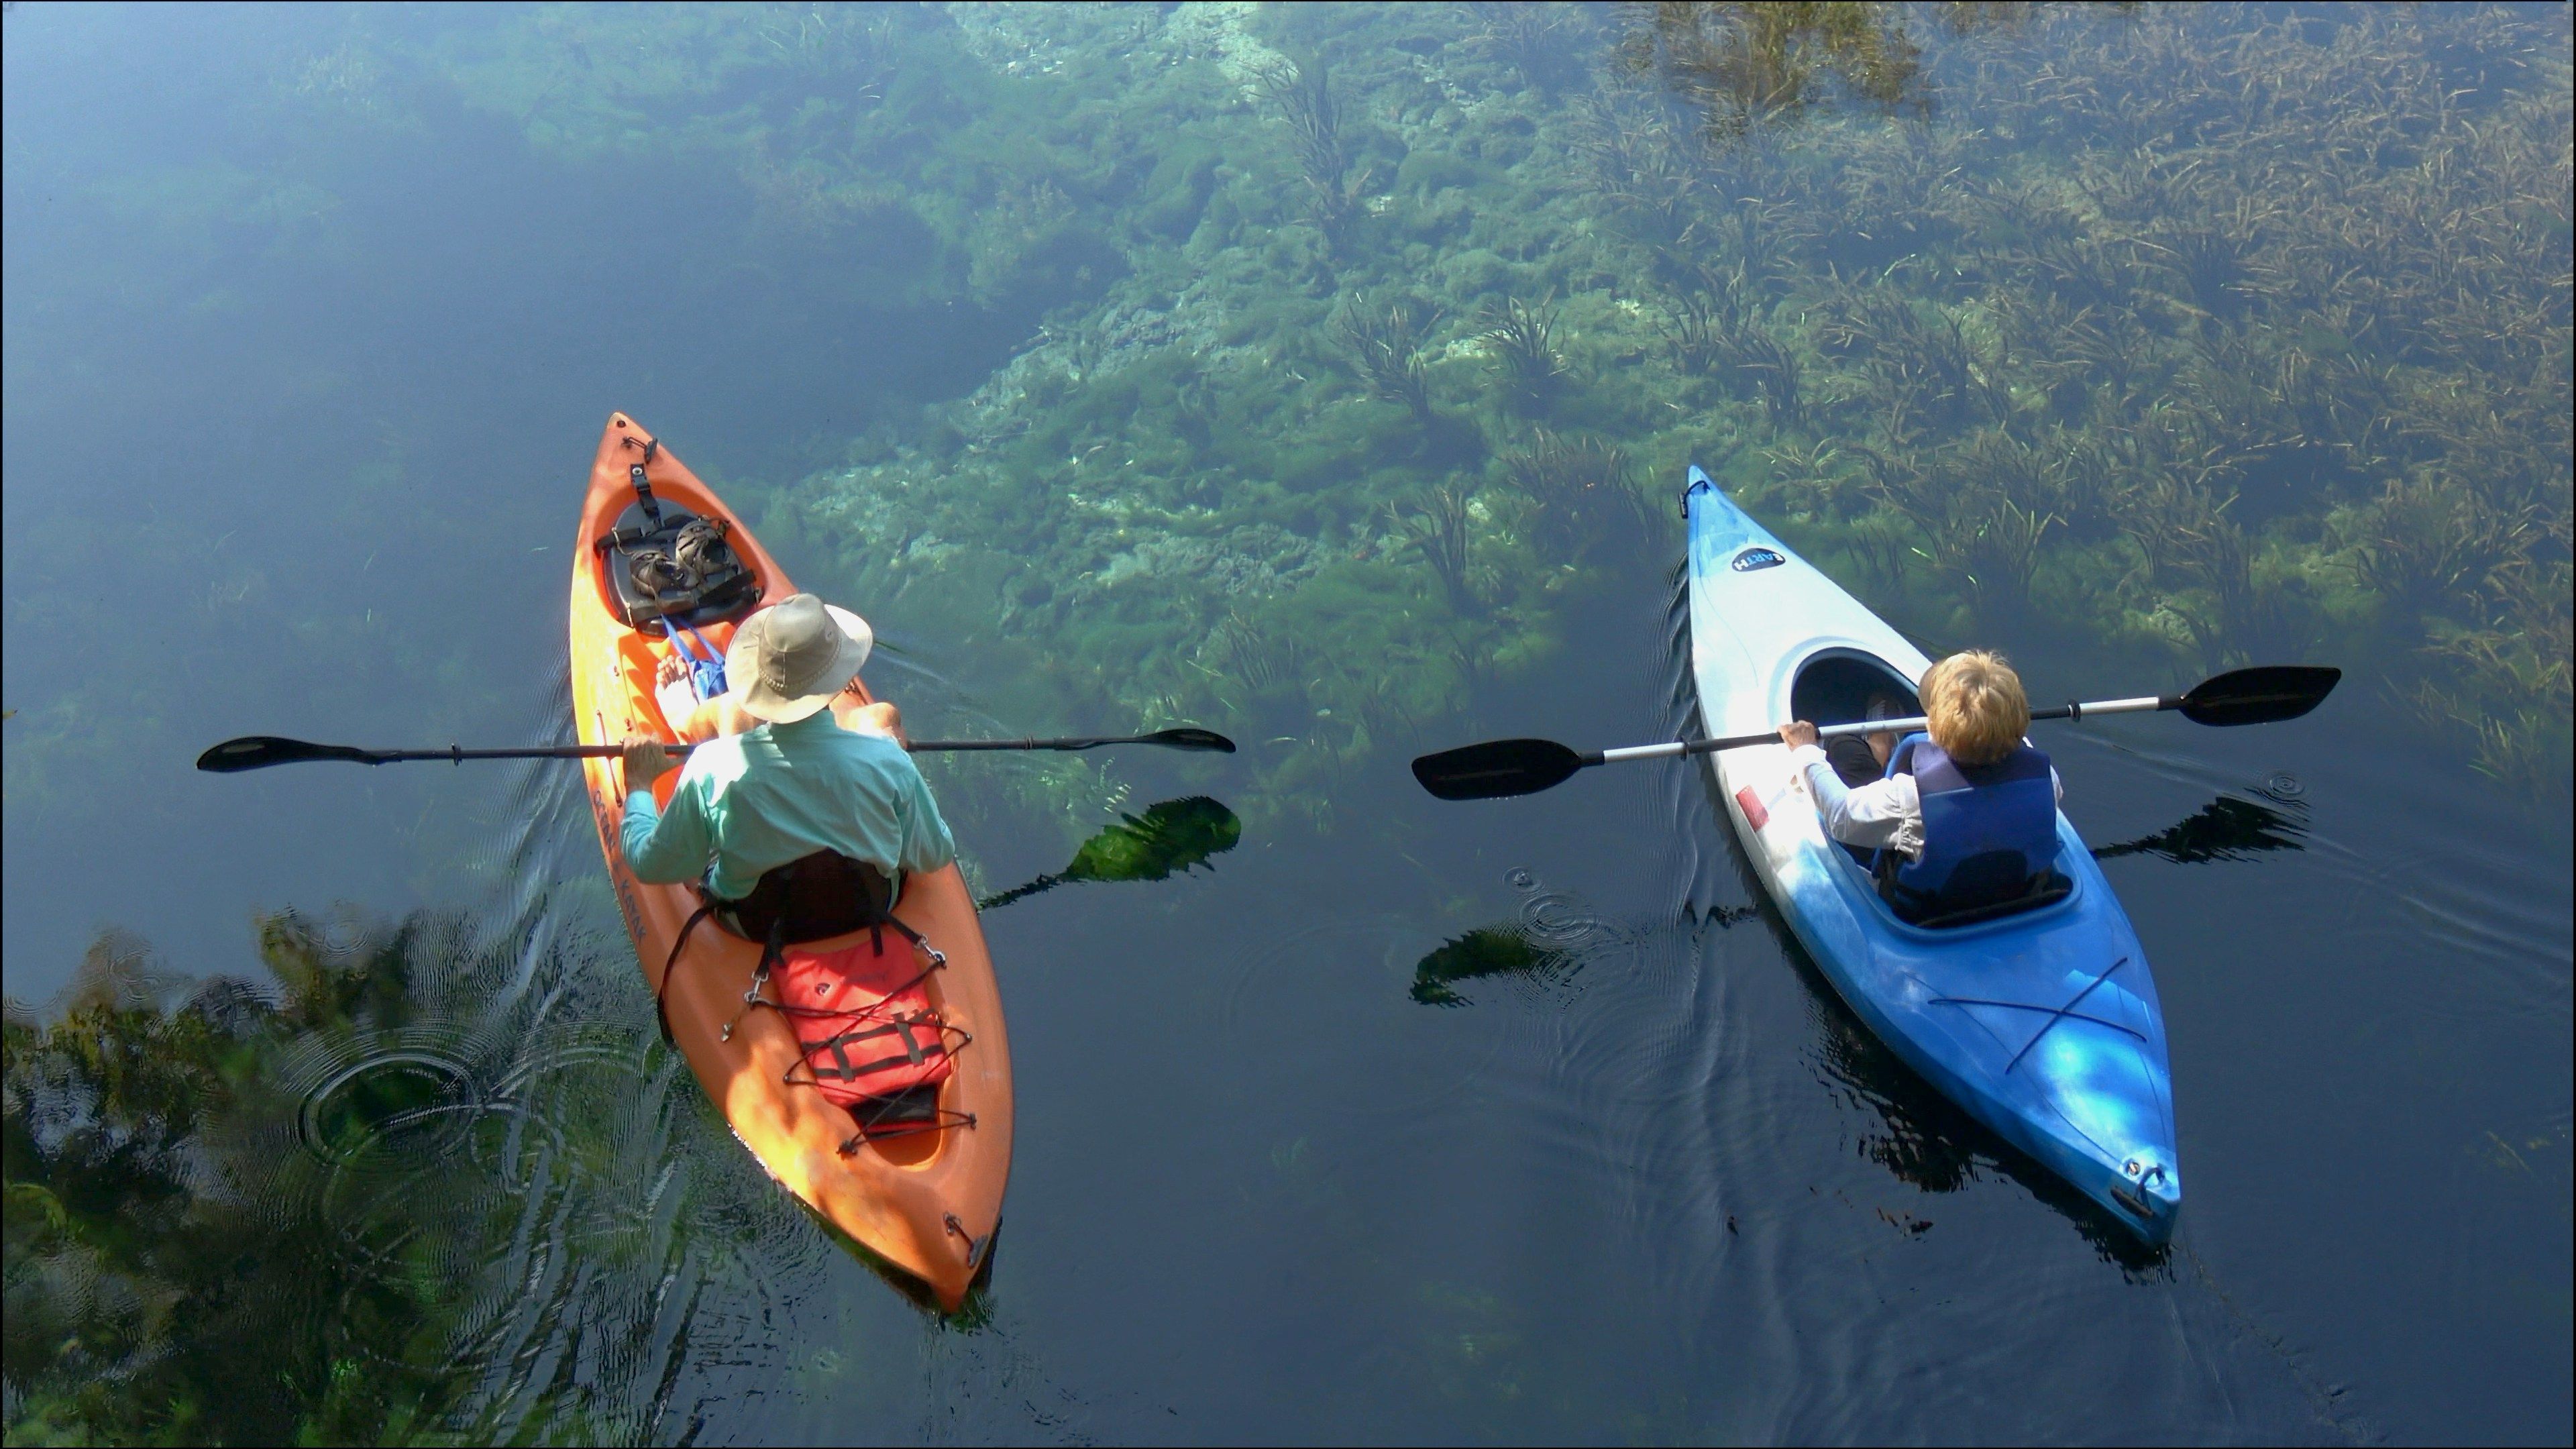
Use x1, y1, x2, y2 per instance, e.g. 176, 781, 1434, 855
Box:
620, 593, 954, 908
650, 595, 902, 743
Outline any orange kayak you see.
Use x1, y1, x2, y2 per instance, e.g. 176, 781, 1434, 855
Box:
568, 411, 1012, 1309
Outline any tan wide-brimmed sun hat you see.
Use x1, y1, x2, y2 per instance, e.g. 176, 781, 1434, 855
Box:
723, 593, 874, 724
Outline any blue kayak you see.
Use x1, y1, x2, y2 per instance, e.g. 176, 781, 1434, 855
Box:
1683, 466, 2181, 1242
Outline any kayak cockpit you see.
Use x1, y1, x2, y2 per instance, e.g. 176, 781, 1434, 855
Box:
1790, 648, 2077, 932
1823, 821, 2084, 938
589, 429, 768, 635
1790, 648, 1919, 731
596, 497, 764, 633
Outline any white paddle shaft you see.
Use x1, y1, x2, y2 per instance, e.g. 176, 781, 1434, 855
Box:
1595, 694, 2170, 763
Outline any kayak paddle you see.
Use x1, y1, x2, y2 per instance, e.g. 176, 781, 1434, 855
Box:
906, 728, 1235, 754
1410, 665, 2340, 802
197, 727, 1235, 773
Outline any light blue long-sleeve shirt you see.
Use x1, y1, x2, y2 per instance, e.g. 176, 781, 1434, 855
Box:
621, 712, 956, 903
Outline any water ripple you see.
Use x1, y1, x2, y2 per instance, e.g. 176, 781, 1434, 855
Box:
1220, 912, 1511, 1120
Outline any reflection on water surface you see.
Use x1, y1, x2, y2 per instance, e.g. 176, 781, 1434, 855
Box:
4, 900, 752, 1442
979, 796, 1241, 909
2092, 788, 2307, 864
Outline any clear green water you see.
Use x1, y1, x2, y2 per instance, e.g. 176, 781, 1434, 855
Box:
4, 3, 2569, 1443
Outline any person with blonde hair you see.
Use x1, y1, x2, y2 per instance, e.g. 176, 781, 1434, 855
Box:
1778, 651, 2065, 923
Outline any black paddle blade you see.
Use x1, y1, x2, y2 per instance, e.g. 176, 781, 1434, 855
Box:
1145, 727, 1236, 753
2178, 665, 2342, 727
1411, 739, 1589, 801
195, 736, 380, 772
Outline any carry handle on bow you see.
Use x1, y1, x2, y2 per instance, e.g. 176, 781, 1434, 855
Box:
625, 433, 662, 523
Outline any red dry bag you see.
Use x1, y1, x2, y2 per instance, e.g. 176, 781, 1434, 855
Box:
769, 930, 959, 1109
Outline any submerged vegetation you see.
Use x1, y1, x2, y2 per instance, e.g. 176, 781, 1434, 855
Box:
749, 0, 2569, 798
1616, 0, 1935, 141
5, 2, 2565, 861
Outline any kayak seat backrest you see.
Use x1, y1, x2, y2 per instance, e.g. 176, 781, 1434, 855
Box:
657, 851, 963, 1133
597, 499, 760, 631
708, 850, 900, 945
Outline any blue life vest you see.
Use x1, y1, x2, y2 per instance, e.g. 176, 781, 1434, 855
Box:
1878, 733, 2060, 921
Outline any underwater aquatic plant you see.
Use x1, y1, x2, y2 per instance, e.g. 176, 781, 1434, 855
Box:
2408, 561, 2575, 783
1842, 514, 1916, 597
1254, 58, 1367, 254
2014, 229, 2143, 317
1953, 427, 2075, 525
1831, 289, 2012, 439
1334, 295, 1444, 425
1253, 57, 1341, 188
2142, 227, 2263, 325
2348, 474, 2542, 625
1614, 1, 1931, 144
1654, 260, 1807, 425
1208, 610, 1312, 696
1729, 325, 1808, 430
1479, 294, 1566, 415
1466, 1, 1601, 97
1926, 494, 2059, 629
693, 0, 2565, 795
1389, 478, 1483, 612
1761, 435, 1861, 517
1503, 429, 1646, 564
1197, 609, 1320, 741
1571, 93, 1705, 248
963, 178, 1126, 313
2111, 450, 2320, 668
752, 0, 896, 80
1656, 279, 1734, 377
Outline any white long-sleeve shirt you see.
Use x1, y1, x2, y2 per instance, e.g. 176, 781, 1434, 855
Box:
1789, 743, 2061, 861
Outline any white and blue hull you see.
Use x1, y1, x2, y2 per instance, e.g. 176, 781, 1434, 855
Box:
1683, 467, 2182, 1242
